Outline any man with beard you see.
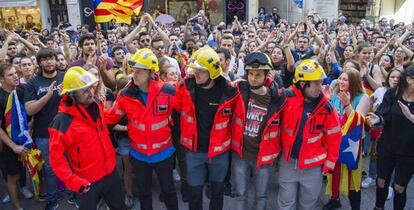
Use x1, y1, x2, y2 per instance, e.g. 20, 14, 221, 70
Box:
335, 31, 350, 60
69, 33, 116, 91
23, 48, 65, 210
124, 13, 170, 54
0, 32, 36, 63
56, 52, 68, 71
151, 37, 180, 76
287, 22, 325, 63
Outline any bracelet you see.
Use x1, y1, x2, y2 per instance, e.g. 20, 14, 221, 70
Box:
344, 103, 351, 108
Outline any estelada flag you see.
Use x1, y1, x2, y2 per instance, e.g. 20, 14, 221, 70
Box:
338, 110, 363, 170
93, 0, 143, 24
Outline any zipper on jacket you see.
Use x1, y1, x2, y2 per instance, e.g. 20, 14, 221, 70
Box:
77, 147, 81, 168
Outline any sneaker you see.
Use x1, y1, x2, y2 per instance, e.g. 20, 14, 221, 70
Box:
172, 169, 181, 182
20, 186, 34, 199
387, 187, 394, 200
68, 196, 80, 209
38, 193, 47, 202
124, 194, 134, 209
323, 198, 341, 210
44, 202, 59, 210
1, 194, 10, 204
181, 184, 188, 203
224, 182, 234, 197
362, 177, 375, 188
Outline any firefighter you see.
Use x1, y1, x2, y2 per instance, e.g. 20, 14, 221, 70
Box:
277, 59, 342, 210
104, 48, 179, 210
179, 47, 244, 210
48, 66, 126, 210
231, 52, 286, 210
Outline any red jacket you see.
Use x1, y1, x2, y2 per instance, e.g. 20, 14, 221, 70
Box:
232, 81, 286, 168
178, 76, 244, 158
104, 79, 178, 156
49, 96, 116, 192
280, 86, 341, 173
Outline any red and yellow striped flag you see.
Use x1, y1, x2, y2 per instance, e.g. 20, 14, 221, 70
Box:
93, 0, 143, 24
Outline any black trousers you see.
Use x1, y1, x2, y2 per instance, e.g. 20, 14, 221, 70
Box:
130, 155, 178, 210
78, 171, 126, 210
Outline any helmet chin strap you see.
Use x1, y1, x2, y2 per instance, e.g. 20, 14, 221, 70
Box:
249, 83, 264, 90
197, 77, 212, 88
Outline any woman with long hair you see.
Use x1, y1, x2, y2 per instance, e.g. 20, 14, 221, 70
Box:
368, 65, 414, 210
343, 45, 355, 65
324, 68, 370, 210
357, 42, 384, 95
270, 45, 294, 88
378, 54, 394, 80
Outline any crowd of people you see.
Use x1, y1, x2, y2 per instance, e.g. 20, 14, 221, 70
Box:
0, 6, 414, 210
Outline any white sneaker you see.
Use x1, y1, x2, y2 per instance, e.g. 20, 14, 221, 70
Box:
1, 194, 10, 203
387, 187, 394, 200
20, 186, 34, 199
172, 169, 181, 182
362, 177, 375, 188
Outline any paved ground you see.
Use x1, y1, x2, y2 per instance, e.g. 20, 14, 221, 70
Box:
1, 157, 413, 210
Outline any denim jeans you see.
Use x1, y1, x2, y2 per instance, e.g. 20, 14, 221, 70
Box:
232, 153, 273, 210
186, 151, 230, 210
36, 138, 59, 203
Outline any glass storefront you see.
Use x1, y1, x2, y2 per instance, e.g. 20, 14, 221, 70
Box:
0, 0, 41, 30
147, 0, 225, 25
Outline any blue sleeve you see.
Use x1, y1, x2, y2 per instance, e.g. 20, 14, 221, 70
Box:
332, 63, 342, 78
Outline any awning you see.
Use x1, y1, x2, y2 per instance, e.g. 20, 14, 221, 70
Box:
0, 0, 37, 7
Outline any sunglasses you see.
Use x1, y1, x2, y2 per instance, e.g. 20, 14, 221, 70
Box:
140, 39, 151, 43
153, 45, 165, 50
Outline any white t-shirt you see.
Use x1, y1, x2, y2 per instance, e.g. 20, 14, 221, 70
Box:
228, 56, 245, 78
371, 87, 388, 110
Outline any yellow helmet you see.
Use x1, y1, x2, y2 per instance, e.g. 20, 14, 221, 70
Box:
128, 48, 159, 72
187, 47, 222, 79
61, 66, 99, 96
293, 59, 327, 83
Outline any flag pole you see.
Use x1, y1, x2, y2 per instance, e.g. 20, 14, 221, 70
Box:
165, 0, 168, 14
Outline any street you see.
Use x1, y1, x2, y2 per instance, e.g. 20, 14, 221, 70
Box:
1, 157, 413, 210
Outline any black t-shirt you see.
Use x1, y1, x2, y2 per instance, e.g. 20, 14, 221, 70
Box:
23, 71, 64, 138
291, 99, 318, 159
274, 62, 294, 88
242, 89, 271, 161
195, 83, 222, 153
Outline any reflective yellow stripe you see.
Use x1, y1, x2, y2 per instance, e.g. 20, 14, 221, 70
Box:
327, 126, 341, 135
213, 139, 231, 152
235, 118, 243, 127
304, 153, 327, 165
182, 112, 193, 123
231, 140, 241, 149
261, 153, 279, 162
263, 131, 279, 141
136, 144, 147, 150
152, 136, 171, 149
281, 126, 293, 136
307, 133, 323, 144
114, 107, 124, 115
181, 137, 193, 146
215, 120, 229, 130
151, 119, 169, 131
325, 160, 335, 169
131, 121, 145, 131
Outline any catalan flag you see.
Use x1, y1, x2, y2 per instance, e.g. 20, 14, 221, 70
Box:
4, 90, 33, 149
93, 0, 143, 24
326, 110, 364, 196
338, 110, 363, 170
4, 90, 44, 198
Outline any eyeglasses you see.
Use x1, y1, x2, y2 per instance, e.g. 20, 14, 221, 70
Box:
40, 57, 55, 62
140, 39, 151, 43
